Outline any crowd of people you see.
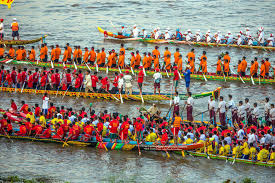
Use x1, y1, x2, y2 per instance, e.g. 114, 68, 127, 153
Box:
0, 97, 274, 163
0, 44, 274, 80
120, 25, 274, 46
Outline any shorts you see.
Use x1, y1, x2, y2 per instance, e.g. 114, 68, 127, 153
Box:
134, 65, 139, 69
0, 33, 4, 39
54, 59, 59, 63
98, 63, 104, 67
241, 71, 246, 77
12, 31, 19, 37
174, 80, 179, 87
154, 82, 160, 89
92, 87, 97, 92
185, 81, 190, 88
110, 133, 118, 139
111, 64, 116, 68
138, 82, 142, 89
42, 109, 48, 115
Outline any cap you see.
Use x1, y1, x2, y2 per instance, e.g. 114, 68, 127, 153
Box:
120, 73, 124, 77
270, 34, 273, 37
13, 18, 17, 21
156, 68, 160, 72
139, 66, 143, 69
176, 28, 180, 32
187, 29, 191, 32
133, 24, 137, 27
125, 70, 130, 74
207, 30, 211, 33
246, 27, 249, 30
227, 31, 231, 34
0, 19, 3, 22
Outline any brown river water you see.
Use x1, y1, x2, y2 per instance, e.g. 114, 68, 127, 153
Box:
0, 0, 275, 182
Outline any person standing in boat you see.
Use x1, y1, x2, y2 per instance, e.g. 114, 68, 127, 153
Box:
0, 19, 4, 41
173, 91, 180, 117
185, 92, 194, 122
132, 25, 139, 38
183, 65, 191, 93
11, 18, 19, 40
153, 68, 162, 95
137, 66, 144, 95
217, 96, 226, 126
124, 70, 133, 95
208, 96, 216, 124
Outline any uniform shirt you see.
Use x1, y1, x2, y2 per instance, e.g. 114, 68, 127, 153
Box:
258, 32, 264, 43
164, 33, 171, 40
132, 28, 139, 38
237, 37, 242, 45
0, 23, 3, 34
174, 95, 180, 105
237, 129, 245, 141
208, 100, 216, 110
154, 31, 160, 39
196, 35, 201, 42
227, 99, 236, 111
270, 108, 275, 120
187, 97, 194, 106
264, 102, 270, 113
245, 102, 251, 113
153, 72, 162, 82
252, 107, 260, 118
124, 75, 132, 87
238, 105, 246, 118
248, 133, 256, 145
42, 96, 49, 109
118, 78, 124, 89
218, 101, 226, 113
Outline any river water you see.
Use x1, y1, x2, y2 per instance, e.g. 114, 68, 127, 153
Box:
0, 0, 275, 182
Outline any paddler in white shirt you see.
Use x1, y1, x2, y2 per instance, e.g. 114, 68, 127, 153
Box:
142, 28, 147, 38
267, 34, 274, 46
195, 32, 201, 42
187, 29, 193, 41
214, 33, 221, 44
208, 96, 216, 124
269, 104, 275, 126
173, 91, 180, 117
227, 94, 238, 123
226, 31, 234, 44
237, 34, 243, 46
185, 32, 192, 42
207, 30, 213, 39
164, 30, 171, 40
132, 25, 139, 38
154, 29, 160, 39
264, 97, 270, 123
197, 29, 203, 39
245, 28, 251, 38
244, 98, 252, 124
185, 92, 194, 122
237, 101, 246, 123
205, 33, 211, 43
247, 36, 253, 46
258, 27, 264, 45
217, 96, 227, 126
167, 27, 173, 37
252, 102, 260, 125
121, 25, 127, 36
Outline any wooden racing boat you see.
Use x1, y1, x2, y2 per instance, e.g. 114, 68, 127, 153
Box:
98, 27, 275, 51
0, 35, 48, 45
0, 86, 220, 102
6, 60, 275, 85
174, 151, 275, 167
0, 134, 205, 151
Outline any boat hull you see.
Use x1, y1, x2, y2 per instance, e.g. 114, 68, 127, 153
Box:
0, 35, 48, 45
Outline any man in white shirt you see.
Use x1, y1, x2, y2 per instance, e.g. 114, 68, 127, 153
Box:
185, 92, 194, 121
252, 102, 260, 125
132, 25, 139, 38
195, 32, 201, 42
173, 91, 180, 117
248, 129, 256, 146
164, 30, 171, 40
187, 29, 193, 41
237, 125, 245, 141
42, 93, 49, 115
264, 97, 270, 123
0, 19, 4, 40
206, 33, 211, 43
124, 70, 133, 95
267, 34, 274, 46
244, 98, 252, 124
237, 34, 242, 45
217, 96, 226, 126
84, 70, 93, 93
208, 96, 216, 124
227, 94, 238, 123
121, 25, 127, 36
118, 73, 124, 94
245, 28, 251, 38
258, 27, 264, 45
269, 104, 275, 126
142, 28, 147, 38
185, 32, 191, 41
238, 101, 246, 123
247, 36, 253, 46
215, 33, 221, 44
153, 68, 162, 95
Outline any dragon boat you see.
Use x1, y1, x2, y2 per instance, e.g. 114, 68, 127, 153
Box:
0, 87, 221, 102
4, 59, 274, 85
98, 27, 275, 51
0, 35, 47, 45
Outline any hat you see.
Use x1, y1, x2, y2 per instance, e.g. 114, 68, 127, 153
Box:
197, 29, 200, 32
122, 25, 125, 27
187, 29, 191, 32
186, 65, 191, 68
227, 31, 231, 34
133, 24, 137, 27
176, 28, 179, 32
120, 73, 124, 77
157, 27, 160, 30
196, 32, 199, 35
246, 27, 249, 30
270, 34, 273, 37
13, 18, 17, 21
184, 32, 188, 35
0, 19, 3, 22
125, 70, 130, 74
165, 30, 168, 32
139, 66, 143, 69
207, 30, 211, 33
155, 68, 160, 72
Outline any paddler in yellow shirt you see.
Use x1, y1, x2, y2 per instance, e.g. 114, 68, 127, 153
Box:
26, 108, 35, 124
257, 145, 269, 162
223, 141, 231, 156
39, 112, 46, 128
249, 143, 257, 160
148, 128, 157, 142
268, 147, 275, 164
232, 141, 242, 158
218, 142, 224, 156
208, 134, 218, 154
241, 140, 250, 159
184, 135, 193, 144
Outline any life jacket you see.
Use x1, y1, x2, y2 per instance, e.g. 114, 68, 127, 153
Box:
12, 22, 19, 31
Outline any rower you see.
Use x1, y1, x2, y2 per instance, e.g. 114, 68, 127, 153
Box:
216, 56, 222, 75
174, 48, 180, 66
50, 45, 55, 63
175, 28, 182, 41
153, 55, 159, 70
147, 53, 153, 69
88, 47, 96, 65
66, 43, 72, 62
195, 32, 201, 42
252, 103, 260, 125
226, 31, 233, 44
267, 34, 274, 46
247, 36, 253, 46
185, 92, 194, 122
142, 52, 148, 69
96, 49, 101, 66
270, 104, 275, 127
237, 101, 246, 123
237, 34, 242, 45
208, 96, 216, 124
8, 45, 15, 59
163, 47, 171, 69
110, 72, 119, 94
76, 46, 82, 64
224, 59, 230, 76
0, 45, 4, 59
118, 73, 124, 94
100, 48, 106, 67
250, 60, 255, 78
244, 98, 252, 124
130, 52, 135, 69
124, 70, 133, 95
121, 25, 127, 36
0, 19, 3, 41
164, 30, 171, 40
260, 60, 266, 78
217, 96, 226, 126
187, 29, 193, 41
187, 48, 195, 63
137, 66, 144, 95
62, 47, 68, 63
205, 33, 211, 43
152, 46, 160, 59
153, 68, 161, 95
178, 54, 183, 73
264, 58, 271, 77
257, 27, 264, 46
132, 25, 139, 38
264, 97, 271, 125
245, 28, 251, 39
73, 46, 78, 63
172, 111, 181, 145
55, 45, 61, 63
214, 33, 221, 44
142, 28, 147, 38
118, 51, 125, 69
135, 50, 141, 69
173, 66, 179, 92
240, 56, 247, 77
11, 18, 19, 40
83, 47, 89, 63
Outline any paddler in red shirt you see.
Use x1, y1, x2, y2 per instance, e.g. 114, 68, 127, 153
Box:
109, 117, 119, 142
39, 124, 52, 138
54, 69, 60, 90
52, 123, 64, 140
161, 130, 169, 145
27, 71, 34, 89
16, 122, 27, 136
137, 66, 144, 95
66, 69, 72, 89
173, 66, 180, 92
25, 118, 33, 136
47, 102, 56, 119
7, 120, 13, 135
10, 99, 17, 112
120, 120, 130, 142
20, 100, 29, 114
31, 121, 43, 137
32, 68, 39, 89
97, 118, 104, 135
91, 71, 98, 92
40, 72, 47, 89
49, 69, 56, 90
66, 124, 79, 140
34, 103, 41, 117
5, 70, 12, 87
74, 73, 81, 92
0, 114, 8, 134
11, 67, 17, 86
134, 118, 143, 142
82, 121, 94, 141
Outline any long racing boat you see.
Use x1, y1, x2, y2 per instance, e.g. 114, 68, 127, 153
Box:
0, 35, 48, 45
0, 87, 221, 102
98, 27, 275, 51
4, 59, 275, 85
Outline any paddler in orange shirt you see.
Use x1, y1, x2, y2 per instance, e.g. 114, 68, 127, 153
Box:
152, 46, 160, 59
260, 60, 266, 78
8, 45, 15, 59
186, 48, 195, 63
153, 55, 159, 70
250, 61, 255, 77
120, 43, 126, 56
264, 58, 271, 77
31, 46, 36, 61
178, 55, 183, 73
62, 47, 68, 63
21, 46, 27, 60
147, 53, 153, 69
142, 52, 148, 69
100, 48, 106, 67
134, 50, 141, 69
77, 46, 82, 64
201, 57, 207, 74
0, 45, 4, 59
237, 60, 242, 75
189, 59, 195, 73
95, 49, 101, 66
39, 44, 45, 62
28, 50, 34, 61
118, 51, 125, 68
55, 45, 61, 63
50, 45, 56, 62
72, 46, 78, 63
88, 47, 96, 65
253, 57, 259, 77
16, 46, 22, 60
165, 54, 171, 71
44, 43, 48, 62
199, 51, 207, 72
223, 52, 231, 63
240, 56, 247, 77
216, 56, 222, 75
83, 47, 89, 63
111, 50, 118, 68
130, 52, 135, 69
224, 59, 230, 76
66, 43, 72, 62
163, 47, 171, 65
174, 48, 180, 66
106, 51, 112, 68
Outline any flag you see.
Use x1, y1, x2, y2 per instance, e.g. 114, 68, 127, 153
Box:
0, 0, 14, 8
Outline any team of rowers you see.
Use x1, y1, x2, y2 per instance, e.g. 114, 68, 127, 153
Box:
0, 44, 274, 79
0, 98, 274, 163
120, 25, 274, 46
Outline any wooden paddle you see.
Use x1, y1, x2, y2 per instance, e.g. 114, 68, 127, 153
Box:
251, 76, 255, 85
103, 88, 120, 101
85, 63, 91, 72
